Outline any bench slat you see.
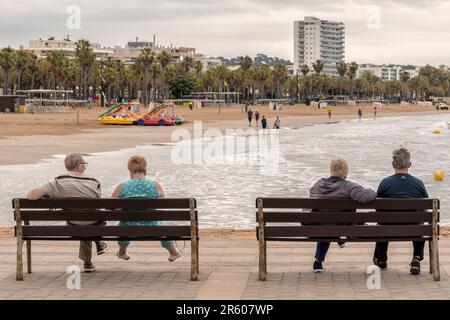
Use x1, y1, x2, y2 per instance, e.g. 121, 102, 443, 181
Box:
263, 237, 432, 242
14, 198, 195, 209
257, 198, 437, 210
263, 225, 432, 238
22, 236, 194, 241
19, 210, 192, 221
258, 212, 433, 223
22, 226, 191, 237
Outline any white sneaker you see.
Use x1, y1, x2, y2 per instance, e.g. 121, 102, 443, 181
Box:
168, 251, 183, 262
116, 251, 130, 260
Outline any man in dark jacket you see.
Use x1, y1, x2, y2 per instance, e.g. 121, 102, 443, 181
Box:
373, 148, 428, 275
310, 157, 377, 273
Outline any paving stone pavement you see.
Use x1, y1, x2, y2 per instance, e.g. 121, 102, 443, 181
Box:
0, 236, 449, 300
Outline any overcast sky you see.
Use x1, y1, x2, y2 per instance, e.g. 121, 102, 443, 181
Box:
1, 0, 450, 65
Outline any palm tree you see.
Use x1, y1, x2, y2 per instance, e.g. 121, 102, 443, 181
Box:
181, 56, 194, 75
336, 62, 348, 96
312, 59, 324, 75
347, 62, 359, 98
239, 56, 253, 72
15, 50, 36, 91
101, 57, 120, 106
300, 64, 310, 77
158, 50, 172, 99
136, 48, 155, 105
400, 71, 410, 83
194, 60, 203, 76
0, 47, 16, 95
272, 64, 288, 99
150, 62, 160, 99
46, 50, 68, 90
75, 39, 96, 99
336, 62, 347, 78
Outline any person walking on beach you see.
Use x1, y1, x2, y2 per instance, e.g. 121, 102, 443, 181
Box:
247, 109, 254, 127
374, 106, 377, 119
358, 108, 362, 120
255, 111, 260, 127
26, 153, 108, 273
261, 116, 268, 129
113, 156, 182, 262
310, 158, 377, 273
274, 116, 281, 129
373, 148, 429, 275
327, 107, 332, 119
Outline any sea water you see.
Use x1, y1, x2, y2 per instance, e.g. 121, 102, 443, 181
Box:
1, 114, 449, 229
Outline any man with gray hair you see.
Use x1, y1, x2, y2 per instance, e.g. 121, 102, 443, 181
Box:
373, 148, 429, 275
27, 153, 108, 273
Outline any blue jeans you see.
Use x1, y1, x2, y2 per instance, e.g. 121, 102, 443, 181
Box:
315, 241, 346, 262
117, 221, 174, 249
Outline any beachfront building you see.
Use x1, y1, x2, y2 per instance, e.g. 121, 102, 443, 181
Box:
293, 16, 345, 77
23, 37, 114, 60
195, 54, 222, 72
112, 38, 196, 65
402, 66, 422, 79
357, 64, 402, 81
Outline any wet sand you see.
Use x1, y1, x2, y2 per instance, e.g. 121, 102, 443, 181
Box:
0, 104, 445, 166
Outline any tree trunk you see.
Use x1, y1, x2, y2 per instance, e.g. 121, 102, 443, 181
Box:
3, 70, 9, 95
143, 70, 148, 105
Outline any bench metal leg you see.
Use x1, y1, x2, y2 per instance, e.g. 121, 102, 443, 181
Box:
16, 238, 24, 281
432, 238, 440, 281
429, 240, 433, 275
259, 240, 267, 281
26, 240, 32, 274
431, 200, 440, 281
191, 240, 199, 281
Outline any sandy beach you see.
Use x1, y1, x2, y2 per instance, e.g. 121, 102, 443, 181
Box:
0, 103, 445, 166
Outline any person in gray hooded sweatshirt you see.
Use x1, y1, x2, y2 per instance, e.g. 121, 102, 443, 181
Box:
309, 157, 377, 273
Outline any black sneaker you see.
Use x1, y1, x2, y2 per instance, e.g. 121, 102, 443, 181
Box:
410, 257, 421, 275
83, 262, 96, 273
313, 261, 323, 273
96, 242, 109, 256
373, 256, 387, 270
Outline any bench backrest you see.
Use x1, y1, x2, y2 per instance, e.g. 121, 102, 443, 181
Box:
256, 198, 440, 241
13, 198, 198, 241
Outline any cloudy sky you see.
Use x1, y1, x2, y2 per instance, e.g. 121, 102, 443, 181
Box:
1, 0, 450, 65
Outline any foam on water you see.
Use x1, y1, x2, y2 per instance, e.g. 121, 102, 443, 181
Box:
1, 114, 449, 228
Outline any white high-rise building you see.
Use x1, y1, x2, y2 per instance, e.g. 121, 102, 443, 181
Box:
294, 17, 345, 77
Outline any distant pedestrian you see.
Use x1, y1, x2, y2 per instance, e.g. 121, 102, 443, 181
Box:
255, 111, 260, 127
327, 107, 332, 119
261, 116, 268, 129
274, 116, 281, 129
374, 106, 377, 119
358, 108, 362, 120
247, 109, 254, 127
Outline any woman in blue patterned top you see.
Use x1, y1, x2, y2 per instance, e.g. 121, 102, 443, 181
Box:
112, 156, 182, 262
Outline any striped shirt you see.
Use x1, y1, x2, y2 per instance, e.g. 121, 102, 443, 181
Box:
39, 172, 101, 225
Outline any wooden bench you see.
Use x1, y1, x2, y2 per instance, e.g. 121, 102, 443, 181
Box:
13, 198, 199, 281
256, 198, 440, 281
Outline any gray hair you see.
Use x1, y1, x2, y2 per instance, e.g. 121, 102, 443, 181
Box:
392, 148, 411, 169
64, 153, 85, 171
